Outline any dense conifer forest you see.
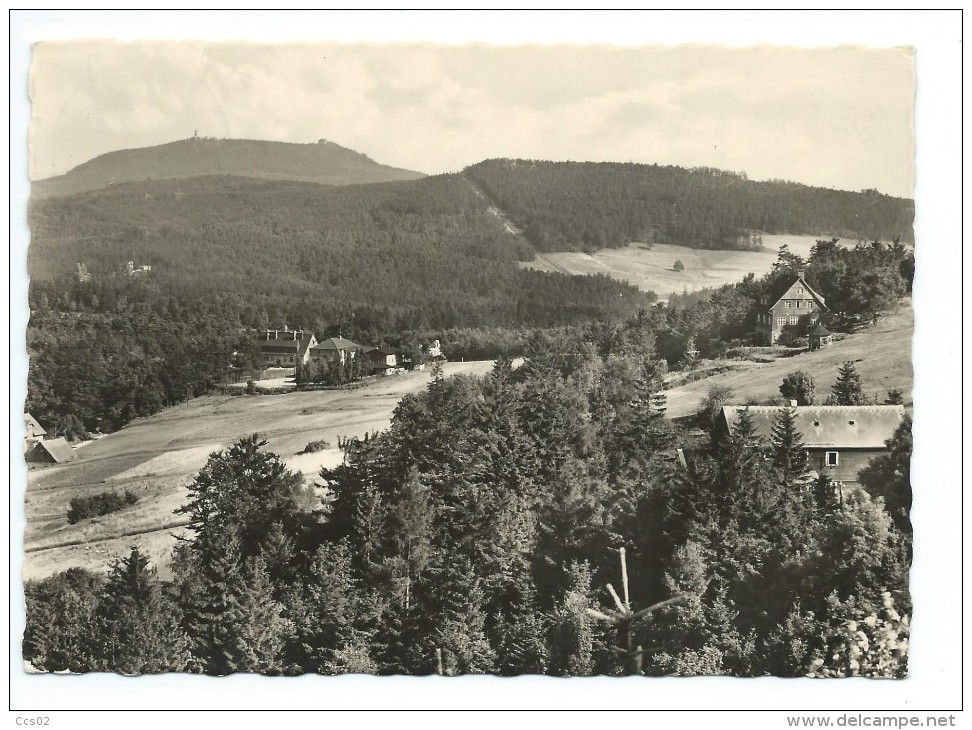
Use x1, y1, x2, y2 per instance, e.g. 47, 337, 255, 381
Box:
465, 160, 914, 252
24, 354, 913, 676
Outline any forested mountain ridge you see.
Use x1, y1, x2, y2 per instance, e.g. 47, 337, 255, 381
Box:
31, 137, 425, 199
26, 173, 656, 435
464, 159, 914, 252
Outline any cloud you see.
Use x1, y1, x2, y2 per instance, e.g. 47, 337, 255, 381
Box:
29, 41, 914, 196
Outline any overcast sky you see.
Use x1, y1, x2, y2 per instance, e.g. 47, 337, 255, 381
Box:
29, 41, 915, 197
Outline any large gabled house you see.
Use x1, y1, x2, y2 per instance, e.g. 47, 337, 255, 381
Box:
718, 404, 906, 485
755, 270, 828, 345
310, 337, 361, 367
259, 329, 317, 368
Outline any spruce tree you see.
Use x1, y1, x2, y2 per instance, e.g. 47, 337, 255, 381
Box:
95, 544, 190, 674
770, 407, 810, 486
830, 361, 869, 405
547, 561, 595, 677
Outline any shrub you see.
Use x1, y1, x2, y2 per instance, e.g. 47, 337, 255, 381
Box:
67, 489, 139, 524
300, 439, 331, 454
673, 259, 685, 271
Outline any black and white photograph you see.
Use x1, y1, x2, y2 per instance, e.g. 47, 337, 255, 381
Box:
9, 9, 962, 721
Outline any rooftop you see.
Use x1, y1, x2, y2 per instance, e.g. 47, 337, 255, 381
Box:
720, 404, 906, 449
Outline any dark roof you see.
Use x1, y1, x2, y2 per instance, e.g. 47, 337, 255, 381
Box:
807, 323, 832, 336
259, 334, 315, 354
366, 346, 400, 358
24, 413, 46, 438
720, 405, 905, 449
764, 273, 827, 311
26, 437, 76, 464
313, 337, 359, 351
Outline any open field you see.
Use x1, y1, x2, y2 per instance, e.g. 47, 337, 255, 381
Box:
22, 361, 496, 582
520, 235, 892, 299
661, 297, 914, 419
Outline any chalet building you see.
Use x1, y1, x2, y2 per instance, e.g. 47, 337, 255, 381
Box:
24, 413, 46, 453
260, 329, 317, 368
718, 404, 906, 485
755, 270, 828, 345
25, 437, 76, 465
362, 346, 402, 376
311, 337, 360, 367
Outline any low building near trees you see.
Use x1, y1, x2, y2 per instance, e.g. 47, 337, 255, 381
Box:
807, 322, 833, 351
25, 437, 76, 465
718, 404, 906, 485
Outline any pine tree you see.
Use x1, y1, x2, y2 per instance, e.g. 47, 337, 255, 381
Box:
175, 435, 311, 563
770, 407, 810, 487
547, 561, 595, 676
830, 361, 869, 405
95, 544, 190, 674
433, 554, 496, 675
235, 555, 290, 674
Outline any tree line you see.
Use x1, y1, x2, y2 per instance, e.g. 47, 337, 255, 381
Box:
465, 159, 914, 252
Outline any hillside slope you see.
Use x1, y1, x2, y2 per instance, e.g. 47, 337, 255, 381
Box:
661, 297, 914, 419
32, 137, 424, 198
465, 159, 914, 252
23, 361, 496, 581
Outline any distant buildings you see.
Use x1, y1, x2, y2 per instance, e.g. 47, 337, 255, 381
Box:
755, 270, 827, 346
256, 328, 440, 375
718, 404, 906, 485
23, 412, 76, 464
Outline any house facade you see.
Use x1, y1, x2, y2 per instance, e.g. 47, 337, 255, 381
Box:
363, 346, 401, 376
24, 413, 46, 453
310, 337, 360, 367
755, 271, 828, 345
259, 329, 317, 368
718, 404, 906, 485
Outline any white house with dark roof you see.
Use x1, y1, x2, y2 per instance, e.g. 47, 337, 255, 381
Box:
718, 404, 906, 484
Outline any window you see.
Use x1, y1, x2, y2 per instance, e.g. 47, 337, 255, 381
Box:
795, 300, 802, 308
777, 317, 786, 326
825, 451, 839, 467
796, 287, 804, 294
784, 300, 791, 308
789, 316, 799, 325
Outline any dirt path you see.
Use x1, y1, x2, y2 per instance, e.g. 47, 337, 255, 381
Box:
21, 361, 497, 581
